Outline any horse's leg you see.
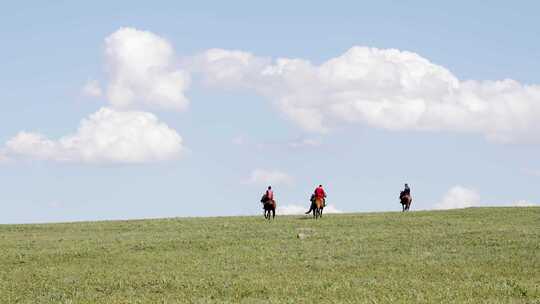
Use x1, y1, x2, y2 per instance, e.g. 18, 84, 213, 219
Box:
272, 208, 275, 219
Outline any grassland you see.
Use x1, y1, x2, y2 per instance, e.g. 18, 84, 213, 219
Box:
0, 207, 539, 303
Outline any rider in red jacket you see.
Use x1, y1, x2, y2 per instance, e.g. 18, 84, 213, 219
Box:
315, 185, 326, 202
265, 186, 274, 201
305, 185, 327, 214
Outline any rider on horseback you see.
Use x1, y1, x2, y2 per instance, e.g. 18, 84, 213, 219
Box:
261, 186, 274, 207
261, 186, 276, 219
399, 183, 412, 211
315, 185, 326, 206
400, 183, 410, 199
305, 185, 327, 214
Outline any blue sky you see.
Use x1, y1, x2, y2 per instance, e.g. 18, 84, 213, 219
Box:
1, 1, 539, 223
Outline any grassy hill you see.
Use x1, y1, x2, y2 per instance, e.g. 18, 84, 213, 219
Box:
1, 207, 539, 303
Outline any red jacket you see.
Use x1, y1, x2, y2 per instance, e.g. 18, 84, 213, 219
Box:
315, 187, 326, 199
266, 190, 274, 201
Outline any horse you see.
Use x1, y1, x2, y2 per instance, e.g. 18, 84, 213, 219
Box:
312, 197, 324, 219
400, 193, 412, 212
263, 199, 276, 220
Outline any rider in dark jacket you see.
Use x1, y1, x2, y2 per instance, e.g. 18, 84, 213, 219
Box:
403, 184, 410, 196
400, 183, 411, 200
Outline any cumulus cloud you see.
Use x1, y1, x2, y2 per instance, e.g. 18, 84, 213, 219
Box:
3, 107, 183, 164
81, 79, 102, 97
243, 169, 294, 186
279, 204, 343, 215
433, 186, 538, 209
105, 27, 190, 110
194, 47, 540, 143
435, 185, 481, 210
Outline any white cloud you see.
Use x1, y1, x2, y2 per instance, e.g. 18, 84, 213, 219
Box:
433, 187, 538, 210
0, 151, 10, 163
288, 137, 322, 148
323, 204, 343, 214
81, 79, 102, 97
243, 169, 294, 186
194, 47, 540, 143
279, 204, 306, 215
279, 204, 343, 215
435, 185, 481, 209
3, 107, 183, 164
105, 27, 190, 110
512, 200, 537, 207
522, 168, 540, 177
48, 201, 63, 209
191, 48, 270, 89
232, 135, 247, 145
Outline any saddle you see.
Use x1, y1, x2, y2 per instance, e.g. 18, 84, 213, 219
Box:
264, 199, 276, 208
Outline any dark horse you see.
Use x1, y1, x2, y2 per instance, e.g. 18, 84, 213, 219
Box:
263, 199, 276, 220
400, 192, 412, 212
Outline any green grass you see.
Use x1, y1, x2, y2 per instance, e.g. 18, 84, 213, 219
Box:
1, 207, 539, 303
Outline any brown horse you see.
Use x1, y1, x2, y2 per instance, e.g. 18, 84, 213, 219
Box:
313, 197, 324, 219
400, 194, 412, 212
263, 200, 276, 220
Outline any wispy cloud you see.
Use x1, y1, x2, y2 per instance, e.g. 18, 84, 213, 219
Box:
288, 137, 322, 149
81, 79, 102, 98
0, 151, 10, 164
232, 135, 247, 145
243, 169, 294, 186
522, 168, 540, 177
